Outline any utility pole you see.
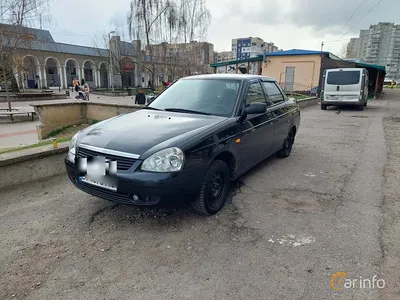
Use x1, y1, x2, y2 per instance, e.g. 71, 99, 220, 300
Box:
108, 31, 115, 91
321, 41, 324, 53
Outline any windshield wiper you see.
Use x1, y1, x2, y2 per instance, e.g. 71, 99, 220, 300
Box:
164, 108, 211, 115
142, 106, 164, 111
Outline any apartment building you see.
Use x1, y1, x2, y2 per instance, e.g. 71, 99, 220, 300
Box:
231, 37, 279, 60
146, 40, 214, 83
346, 22, 400, 80
214, 51, 234, 63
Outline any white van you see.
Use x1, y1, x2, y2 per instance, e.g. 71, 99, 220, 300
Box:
321, 68, 369, 111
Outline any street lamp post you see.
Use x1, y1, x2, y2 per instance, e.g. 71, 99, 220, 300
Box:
108, 31, 115, 91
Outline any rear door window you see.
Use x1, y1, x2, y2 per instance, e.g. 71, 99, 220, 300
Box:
327, 71, 360, 85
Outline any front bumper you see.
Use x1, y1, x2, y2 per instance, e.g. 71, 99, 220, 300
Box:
65, 158, 208, 206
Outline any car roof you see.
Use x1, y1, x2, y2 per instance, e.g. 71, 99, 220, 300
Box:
182, 73, 276, 82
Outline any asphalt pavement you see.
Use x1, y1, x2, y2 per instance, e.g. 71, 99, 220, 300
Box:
1, 90, 400, 300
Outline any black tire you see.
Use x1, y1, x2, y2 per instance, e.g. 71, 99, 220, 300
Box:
364, 101, 367, 107
191, 160, 231, 215
321, 104, 327, 110
357, 104, 364, 111
277, 130, 295, 158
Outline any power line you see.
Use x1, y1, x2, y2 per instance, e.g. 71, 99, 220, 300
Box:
341, 0, 384, 38
338, 0, 368, 36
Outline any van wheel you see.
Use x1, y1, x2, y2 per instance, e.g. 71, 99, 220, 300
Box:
191, 160, 231, 215
277, 130, 295, 158
364, 101, 367, 107
321, 104, 327, 110
357, 105, 364, 111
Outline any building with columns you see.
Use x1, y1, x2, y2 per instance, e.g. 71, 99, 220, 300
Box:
1, 24, 215, 90
1, 23, 141, 90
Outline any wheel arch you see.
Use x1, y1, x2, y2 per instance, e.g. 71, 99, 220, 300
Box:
290, 125, 297, 136
212, 150, 236, 179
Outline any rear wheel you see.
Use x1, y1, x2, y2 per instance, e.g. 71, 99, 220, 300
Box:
357, 104, 364, 111
191, 160, 231, 215
321, 104, 327, 110
277, 130, 295, 158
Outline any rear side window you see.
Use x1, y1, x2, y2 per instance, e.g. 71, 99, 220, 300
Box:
327, 71, 360, 85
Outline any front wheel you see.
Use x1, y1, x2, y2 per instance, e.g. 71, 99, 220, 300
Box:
277, 130, 295, 158
191, 160, 231, 215
357, 104, 364, 111
321, 104, 327, 110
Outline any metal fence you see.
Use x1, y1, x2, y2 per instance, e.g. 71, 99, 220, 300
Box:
279, 82, 319, 96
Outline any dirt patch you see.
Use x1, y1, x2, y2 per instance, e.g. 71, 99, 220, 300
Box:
385, 117, 400, 123
2, 241, 70, 299
380, 114, 400, 298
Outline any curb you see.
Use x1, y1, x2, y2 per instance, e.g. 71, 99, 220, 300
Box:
297, 97, 319, 108
0, 143, 69, 189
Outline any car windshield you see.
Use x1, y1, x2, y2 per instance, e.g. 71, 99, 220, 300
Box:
327, 71, 361, 85
148, 79, 241, 117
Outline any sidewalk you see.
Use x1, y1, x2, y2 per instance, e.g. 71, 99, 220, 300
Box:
0, 121, 40, 149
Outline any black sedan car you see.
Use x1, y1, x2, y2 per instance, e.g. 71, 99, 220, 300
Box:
65, 74, 300, 215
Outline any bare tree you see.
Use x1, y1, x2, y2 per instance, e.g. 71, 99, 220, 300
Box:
127, 0, 211, 87
0, 0, 52, 119
127, 0, 173, 88
339, 42, 348, 58
178, 0, 210, 43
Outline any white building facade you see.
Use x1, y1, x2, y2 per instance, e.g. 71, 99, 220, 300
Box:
346, 22, 400, 80
231, 37, 279, 60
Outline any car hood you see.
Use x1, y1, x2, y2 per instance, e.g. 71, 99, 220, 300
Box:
78, 109, 226, 157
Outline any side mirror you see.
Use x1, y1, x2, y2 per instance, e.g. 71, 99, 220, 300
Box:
238, 102, 267, 122
245, 102, 267, 115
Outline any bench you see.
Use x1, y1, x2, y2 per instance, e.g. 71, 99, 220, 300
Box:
0, 108, 37, 121
15, 92, 54, 99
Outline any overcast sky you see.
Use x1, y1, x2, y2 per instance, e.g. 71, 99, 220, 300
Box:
44, 0, 400, 56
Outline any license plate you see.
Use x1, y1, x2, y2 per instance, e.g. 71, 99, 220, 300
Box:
77, 155, 117, 191
79, 176, 117, 191
328, 96, 339, 100
78, 156, 117, 176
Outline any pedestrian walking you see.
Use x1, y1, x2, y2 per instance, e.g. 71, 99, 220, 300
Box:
83, 84, 90, 101
135, 88, 146, 105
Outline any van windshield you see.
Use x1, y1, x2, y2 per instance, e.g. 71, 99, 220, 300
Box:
327, 71, 360, 85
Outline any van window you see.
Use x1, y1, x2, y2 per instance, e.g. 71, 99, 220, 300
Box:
327, 71, 360, 85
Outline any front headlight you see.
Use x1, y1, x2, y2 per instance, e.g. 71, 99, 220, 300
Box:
69, 133, 78, 155
141, 147, 184, 172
